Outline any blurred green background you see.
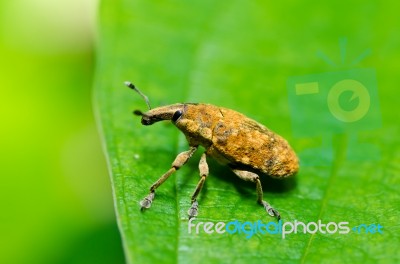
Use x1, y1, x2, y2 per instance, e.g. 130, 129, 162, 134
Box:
0, 0, 124, 263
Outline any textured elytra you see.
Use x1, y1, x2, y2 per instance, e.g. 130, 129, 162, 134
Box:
174, 103, 299, 178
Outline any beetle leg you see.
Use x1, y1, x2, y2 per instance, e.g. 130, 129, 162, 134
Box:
231, 169, 281, 220
140, 146, 198, 210
188, 152, 209, 219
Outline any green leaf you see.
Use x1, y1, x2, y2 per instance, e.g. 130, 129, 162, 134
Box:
95, 1, 400, 263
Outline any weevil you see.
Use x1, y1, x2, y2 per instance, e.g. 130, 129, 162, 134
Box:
125, 82, 299, 220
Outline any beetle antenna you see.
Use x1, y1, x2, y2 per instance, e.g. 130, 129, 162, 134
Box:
125, 81, 152, 110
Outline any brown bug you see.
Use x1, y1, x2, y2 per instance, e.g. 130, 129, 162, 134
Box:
126, 82, 299, 220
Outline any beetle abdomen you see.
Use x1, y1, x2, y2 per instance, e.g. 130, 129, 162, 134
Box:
211, 108, 299, 178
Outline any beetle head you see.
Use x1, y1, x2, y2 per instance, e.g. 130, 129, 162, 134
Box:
126, 81, 185, 125
133, 104, 185, 125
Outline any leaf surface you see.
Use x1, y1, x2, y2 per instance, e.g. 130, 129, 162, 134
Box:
95, 1, 400, 263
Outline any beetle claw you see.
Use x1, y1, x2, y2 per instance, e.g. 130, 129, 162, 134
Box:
188, 200, 199, 219
268, 208, 281, 221
261, 201, 281, 220
140, 192, 155, 210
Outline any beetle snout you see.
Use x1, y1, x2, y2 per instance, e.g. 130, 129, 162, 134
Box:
141, 116, 153, 125
133, 109, 154, 125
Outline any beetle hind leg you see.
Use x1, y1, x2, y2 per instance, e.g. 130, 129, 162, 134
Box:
232, 169, 281, 220
188, 152, 209, 219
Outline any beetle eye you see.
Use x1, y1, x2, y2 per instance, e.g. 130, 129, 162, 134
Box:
172, 110, 183, 122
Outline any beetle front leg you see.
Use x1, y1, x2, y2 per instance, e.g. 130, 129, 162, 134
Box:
140, 146, 198, 210
232, 169, 281, 220
187, 152, 209, 219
